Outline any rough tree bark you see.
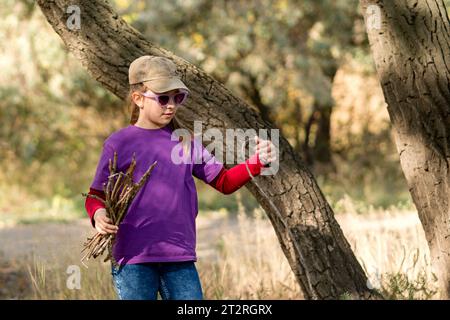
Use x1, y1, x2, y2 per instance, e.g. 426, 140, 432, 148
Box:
37, 0, 381, 299
361, 0, 450, 298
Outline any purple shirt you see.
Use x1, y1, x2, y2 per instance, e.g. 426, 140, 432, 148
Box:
90, 124, 223, 265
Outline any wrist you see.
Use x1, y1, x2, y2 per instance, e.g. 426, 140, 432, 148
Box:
93, 208, 105, 220
245, 153, 265, 176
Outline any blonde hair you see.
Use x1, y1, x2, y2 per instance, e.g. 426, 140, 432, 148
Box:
126, 83, 193, 156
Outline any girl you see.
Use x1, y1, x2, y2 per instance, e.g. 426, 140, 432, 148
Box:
85, 55, 276, 300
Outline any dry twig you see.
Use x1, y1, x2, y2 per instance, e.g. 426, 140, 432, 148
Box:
81, 151, 157, 268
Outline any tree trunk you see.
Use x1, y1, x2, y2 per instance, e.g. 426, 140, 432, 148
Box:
37, 0, 380, 299
312, 65, 338, 165
361, 0, 450, 298
312, 101, 333, 164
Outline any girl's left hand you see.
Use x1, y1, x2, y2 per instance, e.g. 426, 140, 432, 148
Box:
254, 136, 277, 166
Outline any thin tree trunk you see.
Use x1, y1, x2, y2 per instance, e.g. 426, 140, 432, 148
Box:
303, 108, 316, 166
37, 0, 381, 299
242, 72, 274, 126
312, 101, 333, 164
361, 0, 450, 298
312, 65, 338, 165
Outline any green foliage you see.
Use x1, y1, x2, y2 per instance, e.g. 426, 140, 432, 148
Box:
380, 271, 438, 300
0, 0, 419, 220
114, 0, 367, 154
379, 248, 438, 299
0, 1, 125, 201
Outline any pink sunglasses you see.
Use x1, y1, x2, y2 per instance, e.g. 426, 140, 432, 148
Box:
140, 89, 189, 108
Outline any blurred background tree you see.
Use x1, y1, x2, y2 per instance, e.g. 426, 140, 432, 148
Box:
124, 0, 362, 167
0, 0, 125, 220
2, 0, 448, 221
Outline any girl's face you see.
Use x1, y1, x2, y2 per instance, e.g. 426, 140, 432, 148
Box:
132, 88, 182, 128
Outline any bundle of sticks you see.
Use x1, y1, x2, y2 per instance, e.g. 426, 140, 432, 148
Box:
81, 151, 157, 267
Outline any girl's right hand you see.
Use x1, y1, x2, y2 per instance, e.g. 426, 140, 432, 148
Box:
93, 208, 119, 234
254, 136, 277, 166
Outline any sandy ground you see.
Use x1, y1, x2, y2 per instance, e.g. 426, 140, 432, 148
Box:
0, 215, 236, 261
0, 214, 237, 299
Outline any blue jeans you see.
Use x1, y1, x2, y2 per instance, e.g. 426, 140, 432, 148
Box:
110, 261, 204, 300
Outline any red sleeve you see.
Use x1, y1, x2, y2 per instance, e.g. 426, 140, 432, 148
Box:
85, 187, 106, 228
208, 153, 267, 195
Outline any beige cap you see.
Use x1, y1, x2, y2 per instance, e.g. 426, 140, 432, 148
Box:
128, 55, 190, 93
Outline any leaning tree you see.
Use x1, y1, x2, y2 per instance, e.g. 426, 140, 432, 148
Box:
361, 0, 450, 298
36, 0, 381, 299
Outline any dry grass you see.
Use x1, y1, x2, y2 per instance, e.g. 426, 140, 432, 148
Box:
334, 197, 438, 299
0, 196, 438, 300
